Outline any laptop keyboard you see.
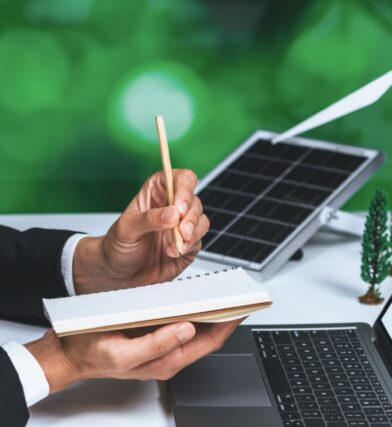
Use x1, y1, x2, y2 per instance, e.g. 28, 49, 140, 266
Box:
253, 328, 392, 427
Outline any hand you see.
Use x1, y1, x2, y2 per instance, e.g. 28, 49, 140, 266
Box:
73, 169, 210, 294
26, 319, 242, 394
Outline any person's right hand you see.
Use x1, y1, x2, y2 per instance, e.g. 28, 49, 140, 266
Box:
25, 319, 242, 393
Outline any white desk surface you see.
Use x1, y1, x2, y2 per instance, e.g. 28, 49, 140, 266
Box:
0, 213, 391, 427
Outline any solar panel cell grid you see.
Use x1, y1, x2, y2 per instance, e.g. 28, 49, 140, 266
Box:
247, 139, 309, 160
304, 150, 367, 171
284, 165, 348, 190
199, 138, 369, 266
227, 218, 294, 244
230, 156, 289, 177
207, 234, 276, 263
265, 182, 330, 207
247, 199, 313, 225
209, 171, 272, 195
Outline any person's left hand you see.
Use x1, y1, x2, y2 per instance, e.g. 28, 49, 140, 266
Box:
73, 169, 210, 294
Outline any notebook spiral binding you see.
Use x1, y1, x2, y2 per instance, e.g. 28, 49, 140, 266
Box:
176, 266, 239, 282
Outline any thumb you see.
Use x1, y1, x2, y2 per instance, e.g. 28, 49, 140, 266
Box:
121, 206, 180, 239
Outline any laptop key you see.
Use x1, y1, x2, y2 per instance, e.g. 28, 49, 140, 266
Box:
367, 416, 388, 423
324, 414, 344, 422
262, 359, 291, 394
281, 411, 302, 421
347, 422, 369, 426
276, 394, 295, 404
304, 418, 326, 427
364, 408, 385, 415
325, 423, 347, 427
335, 388, 355, 396
280, 403, 298, 412
338, 395, 359, 403
315, 391, 335, 398
357, 392, 376, 399
273, 331, 292, 344
361, 400, 382, 408
346, 412, 367, 419
288, 372, 307, 380
341, 403, 362, 412
320, 406, 342, 414
293, 387, 313, 395
318, 398, 338, 406
299, 402, 319, 410
296, 395, 316, 402
331, 380, 351, 388
328, 373, 348, 381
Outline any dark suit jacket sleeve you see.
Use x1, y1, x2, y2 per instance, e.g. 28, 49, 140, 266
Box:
0, 347, 29, 427
0, 225, 78, 426
0, 225, 77, 325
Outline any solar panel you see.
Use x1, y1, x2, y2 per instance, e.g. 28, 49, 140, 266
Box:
197, 130, 384, 280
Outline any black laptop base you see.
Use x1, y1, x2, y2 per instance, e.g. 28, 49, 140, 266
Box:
169, 324, 392, 427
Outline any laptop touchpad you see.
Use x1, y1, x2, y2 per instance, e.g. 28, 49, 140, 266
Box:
171, 354, 271, 407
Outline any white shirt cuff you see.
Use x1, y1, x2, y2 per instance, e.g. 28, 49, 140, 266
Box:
1, 341, 49, 407
61, 233, 89, 296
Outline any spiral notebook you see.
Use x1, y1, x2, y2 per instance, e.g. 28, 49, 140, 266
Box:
43, 267, 272, 337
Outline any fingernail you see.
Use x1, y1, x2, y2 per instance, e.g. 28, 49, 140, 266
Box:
173, 323, 194, 343
162, 207, 176, 224
182, 222, 194, 238
177, 202, 188, 215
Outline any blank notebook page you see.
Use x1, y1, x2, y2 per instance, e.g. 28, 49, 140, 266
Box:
43, 267, 270, 334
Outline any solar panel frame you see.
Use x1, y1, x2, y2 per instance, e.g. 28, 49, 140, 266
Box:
196, 130, 384, 281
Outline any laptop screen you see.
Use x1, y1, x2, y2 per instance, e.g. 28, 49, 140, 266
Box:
381, 300, 392, 342
374, 294, 392, 376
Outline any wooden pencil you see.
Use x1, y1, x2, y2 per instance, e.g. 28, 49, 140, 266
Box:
155, 115, 184, 255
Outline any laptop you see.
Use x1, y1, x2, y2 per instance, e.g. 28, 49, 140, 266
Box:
169, 294, 392, 427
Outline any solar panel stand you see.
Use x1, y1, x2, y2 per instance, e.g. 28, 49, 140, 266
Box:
289, 249, 304, 262
320, 207, 365, 237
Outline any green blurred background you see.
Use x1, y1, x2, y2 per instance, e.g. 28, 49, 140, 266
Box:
0, 0, 391, 213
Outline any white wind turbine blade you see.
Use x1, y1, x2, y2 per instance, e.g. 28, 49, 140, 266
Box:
272, 70, 392, 144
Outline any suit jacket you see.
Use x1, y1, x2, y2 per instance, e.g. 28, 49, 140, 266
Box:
0, 225, 76, 427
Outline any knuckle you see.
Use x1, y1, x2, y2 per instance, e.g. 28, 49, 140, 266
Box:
144, 209, 155, 226
192, 196, 203, 215
188, 210, 200, 226
195, 195, 203, 209
183, 169, 197, 184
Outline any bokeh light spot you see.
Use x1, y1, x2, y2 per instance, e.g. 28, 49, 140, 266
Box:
121, 72, 194, 143
109, 63, 204, 151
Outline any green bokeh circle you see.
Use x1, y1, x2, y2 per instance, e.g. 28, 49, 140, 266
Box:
108, 62, 206, 154
0, 29, 69, 113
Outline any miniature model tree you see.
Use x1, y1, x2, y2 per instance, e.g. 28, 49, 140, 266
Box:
359, 189, 391, 305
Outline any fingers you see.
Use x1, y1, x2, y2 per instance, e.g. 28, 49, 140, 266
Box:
173, 169, 198, 216
132, 318, 243, 380
166, 211, 209, 257
118, 322, 196, 369
179, 196, 203, 241
182, 213, 210, 253
119, 206, 180, 240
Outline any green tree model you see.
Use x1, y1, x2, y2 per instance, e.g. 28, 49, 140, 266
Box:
359, 189, 391, 305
